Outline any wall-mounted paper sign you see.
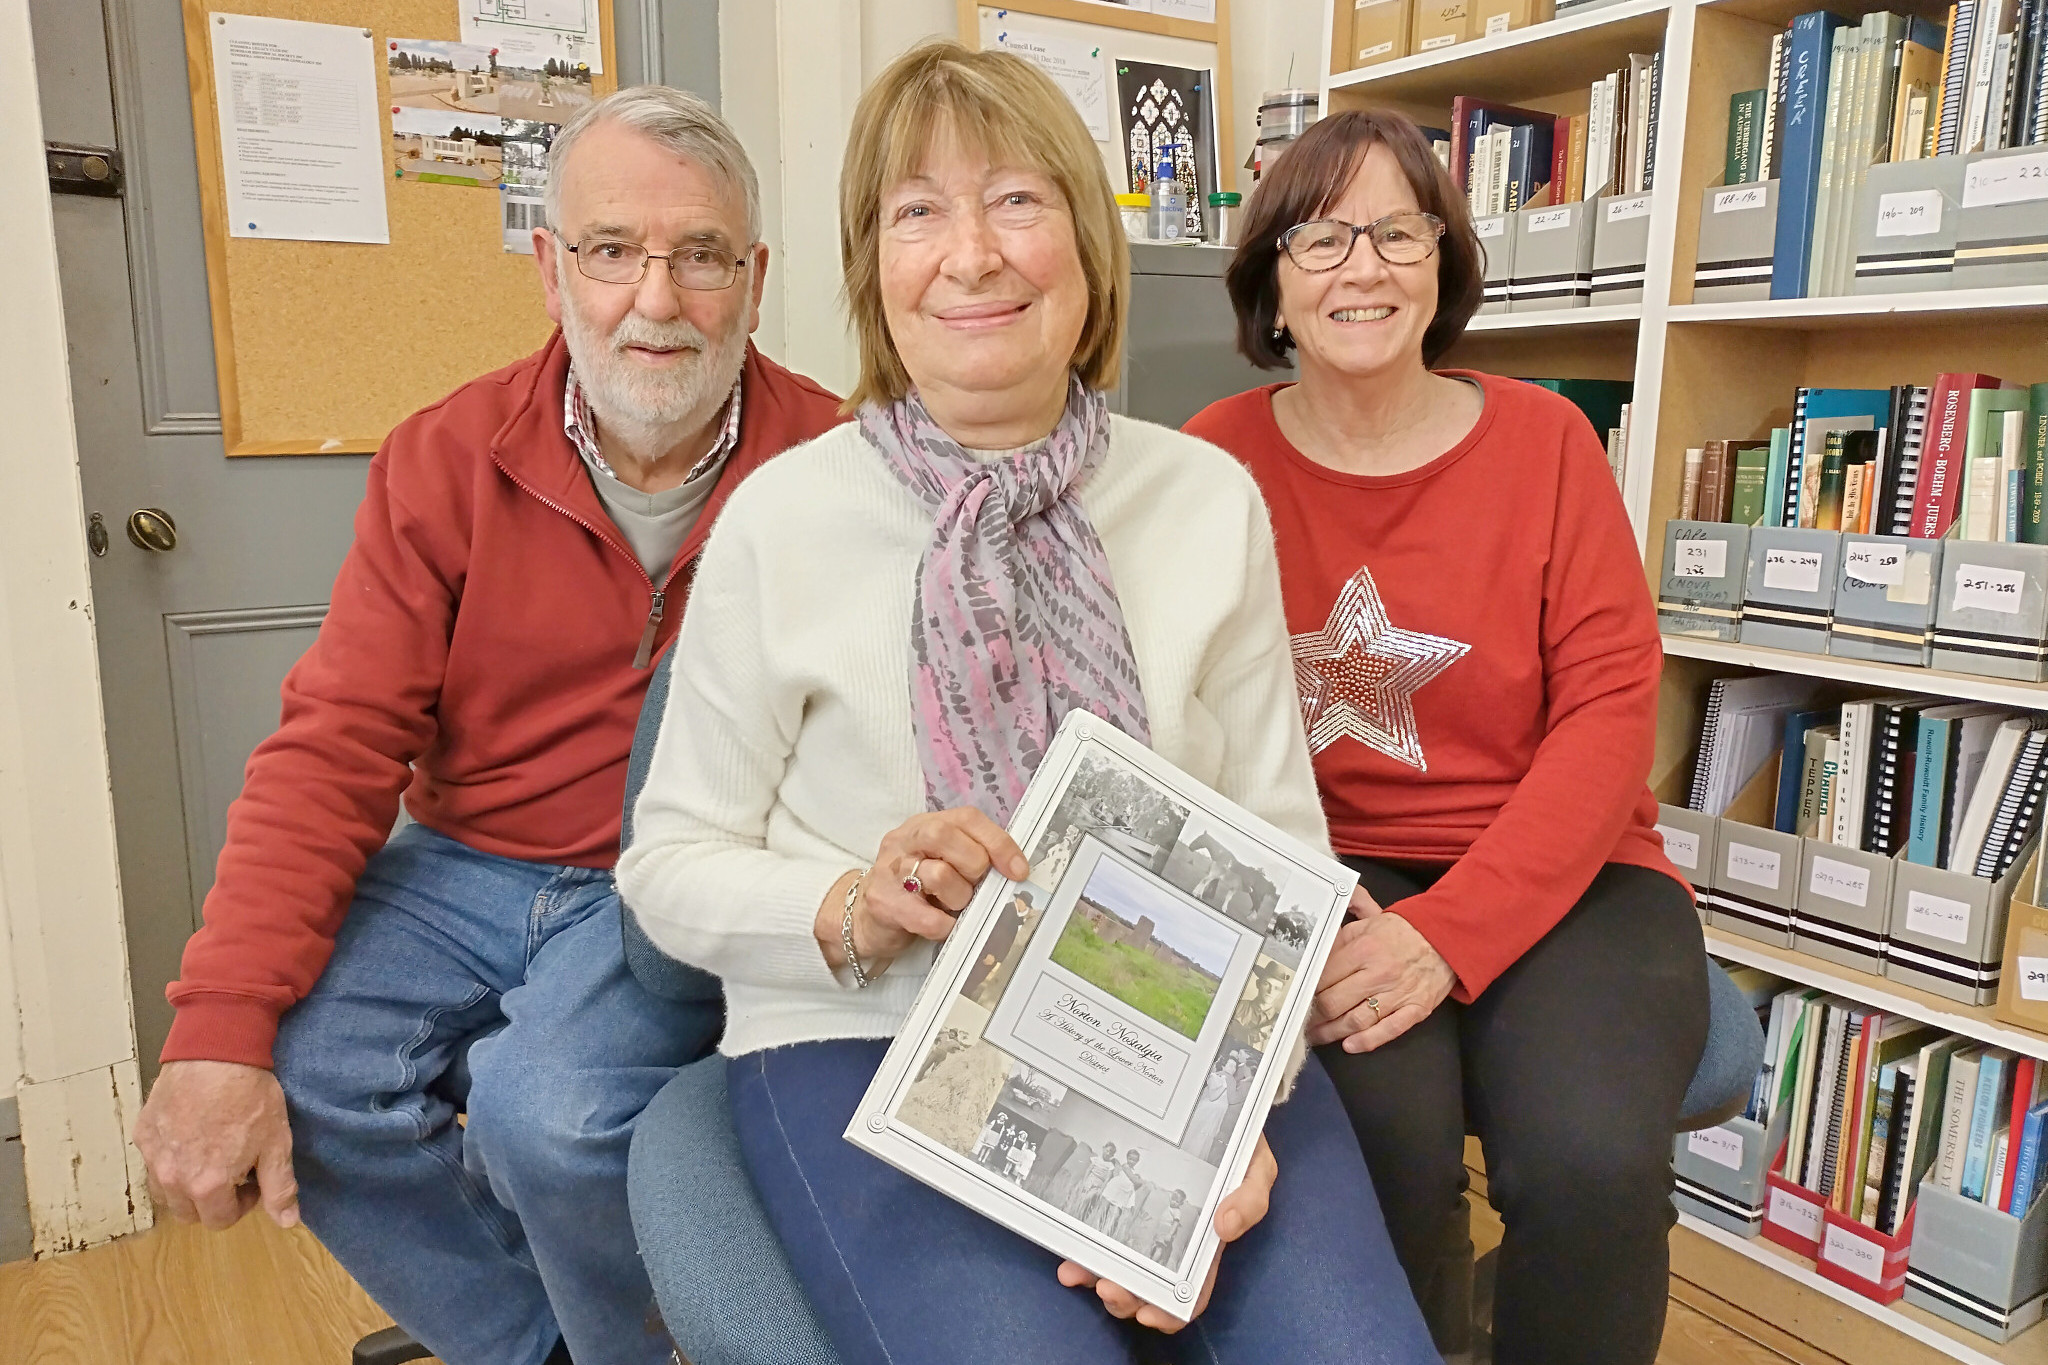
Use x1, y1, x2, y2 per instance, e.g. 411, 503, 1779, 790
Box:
995, 28, 1113, 143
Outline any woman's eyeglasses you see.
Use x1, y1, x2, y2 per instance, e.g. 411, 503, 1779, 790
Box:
1278, 212, 1446, 272
563, 236, 750, 291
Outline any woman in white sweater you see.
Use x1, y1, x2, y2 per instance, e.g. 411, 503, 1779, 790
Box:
619, 40, 1434, 1365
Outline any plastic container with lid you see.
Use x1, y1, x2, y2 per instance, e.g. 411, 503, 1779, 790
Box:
1117, 193, 1151, 242
1206, 192, 1242, 246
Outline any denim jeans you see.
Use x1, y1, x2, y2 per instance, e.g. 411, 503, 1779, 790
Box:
730, 1041, 1439, 1365
272, 824, 721, 1365
629, 1054, 840, 1365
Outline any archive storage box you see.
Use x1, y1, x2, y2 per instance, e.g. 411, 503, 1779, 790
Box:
1657, 520, 1748, 641
1885, 846, 2035, 1005
1508, 202, 1595, 311
1708, 818, 1798, 948
1953, 147, 2048, 289
1693, 181, 1777, 301
1348, 0, 1413, 68
1906, 1181, 2048, 1342
1819, 1204, 1916, 1305
1852, 156, 1965, 295
1829, 535, 1942, 666
1411, 0, 1472, 52
1931, 541, 2048, 683
1672, 1108, 1784, 1237
1793, 839, 1893, 974
1473, 0, 1554, 36
1739, 527, 1841, 654
1762, 1150, 1828, 1258
1591, 193, 1654, 304
1994, 849, 2048, 1031
1475, 212, 1515, 314
1656, 802, 1716, 923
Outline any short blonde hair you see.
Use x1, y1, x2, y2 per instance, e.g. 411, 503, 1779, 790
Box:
839, 40, 1129, 411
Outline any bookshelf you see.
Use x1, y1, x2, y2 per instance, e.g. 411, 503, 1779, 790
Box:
1319, 0, 2048, 1360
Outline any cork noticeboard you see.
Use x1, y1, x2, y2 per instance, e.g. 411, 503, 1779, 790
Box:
181, 1, 616, 456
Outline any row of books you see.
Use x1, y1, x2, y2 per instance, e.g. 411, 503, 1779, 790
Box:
1673, 374, 2048, 544
1746, 8, 2048, 298
1443, 59, 1662, 215
1744, 975, 2048, 1235
1685, 675, 2048, 878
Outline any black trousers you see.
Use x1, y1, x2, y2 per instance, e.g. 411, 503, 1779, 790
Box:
1317, 860, 1708, 1365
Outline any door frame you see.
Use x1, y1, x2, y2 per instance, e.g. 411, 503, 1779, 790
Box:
0, 0, 152, 1258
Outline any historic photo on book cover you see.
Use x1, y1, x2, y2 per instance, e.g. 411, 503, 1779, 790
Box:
847, 713, 1355, 1315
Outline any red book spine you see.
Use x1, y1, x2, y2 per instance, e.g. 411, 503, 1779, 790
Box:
1912, 373, 2003, 539
1552, 115, 1571, 202
2004, 1058, 2036, 1212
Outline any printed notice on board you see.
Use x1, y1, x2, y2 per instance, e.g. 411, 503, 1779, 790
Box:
209, 14, 389, 244
993, 29, 1112, 143
463, 0, 604, 75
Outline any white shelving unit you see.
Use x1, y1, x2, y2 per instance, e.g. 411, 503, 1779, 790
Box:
1316, 1, 2048, 1359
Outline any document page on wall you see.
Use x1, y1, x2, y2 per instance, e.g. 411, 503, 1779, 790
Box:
462, 0, 605, 75
209, 13, 389, 244
846, 711, 1355, 1316
993, 28, 1113, 142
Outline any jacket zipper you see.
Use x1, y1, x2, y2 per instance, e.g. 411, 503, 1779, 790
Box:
489, 453, 691, 671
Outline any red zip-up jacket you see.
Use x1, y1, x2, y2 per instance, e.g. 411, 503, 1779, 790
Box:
164, 333, 844, 1068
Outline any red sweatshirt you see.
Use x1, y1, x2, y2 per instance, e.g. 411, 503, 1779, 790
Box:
165, 333, 844, 1068
1184, 372, 1683, 1000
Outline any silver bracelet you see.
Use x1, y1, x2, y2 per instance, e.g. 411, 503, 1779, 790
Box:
841, 871, 872, 988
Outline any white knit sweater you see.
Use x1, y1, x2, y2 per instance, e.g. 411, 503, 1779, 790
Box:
616, 415, 1330, 1058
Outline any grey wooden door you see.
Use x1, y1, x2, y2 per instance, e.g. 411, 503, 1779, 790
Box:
33, 0, 717, 1081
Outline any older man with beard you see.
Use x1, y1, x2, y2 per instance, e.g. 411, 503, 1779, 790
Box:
131, 87, 842, 1365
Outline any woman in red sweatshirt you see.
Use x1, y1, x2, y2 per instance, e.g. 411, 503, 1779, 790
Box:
1184, 110, 1706, 1365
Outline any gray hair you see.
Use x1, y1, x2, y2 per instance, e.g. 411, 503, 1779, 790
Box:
545, 85, 762, 243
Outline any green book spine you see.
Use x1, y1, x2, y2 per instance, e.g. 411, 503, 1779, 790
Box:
2025, 383, 2048, 545
1728, 89, 1766, 183
1730, 442, 1772, 525
1765, 427, 1792, 526
1817, 430, 1848, 530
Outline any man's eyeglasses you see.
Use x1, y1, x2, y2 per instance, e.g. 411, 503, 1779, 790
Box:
1278, 212, 1446, 272
563, 236, 751, 291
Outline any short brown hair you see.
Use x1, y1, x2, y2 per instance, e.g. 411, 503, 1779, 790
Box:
839, 40, 1129, 411
1227, 109, 1482, 370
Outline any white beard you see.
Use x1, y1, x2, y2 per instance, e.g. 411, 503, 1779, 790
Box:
558, 260, 749, 452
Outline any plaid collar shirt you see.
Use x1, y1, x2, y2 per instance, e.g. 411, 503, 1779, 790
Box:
562, 362, 743, 487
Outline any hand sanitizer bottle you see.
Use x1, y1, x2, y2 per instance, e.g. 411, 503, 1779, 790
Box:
1149, 145, 1185, 242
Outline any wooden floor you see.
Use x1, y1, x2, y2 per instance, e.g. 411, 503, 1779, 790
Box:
0, 1204, 1848, 1365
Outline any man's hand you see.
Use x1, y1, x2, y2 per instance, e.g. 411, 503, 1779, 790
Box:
134, 1060, 299, 1232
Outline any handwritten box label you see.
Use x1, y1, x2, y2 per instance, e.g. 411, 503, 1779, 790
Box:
1485, 12, 1510, 34
1714, 185, 1769, 214
1953, 563, 2027, 615
1906, 890, 1972, 944
1725, 842, 1781, 891
1762, 548, 1824, 594
1527, 207, 1573, 233
1656, 824, 1700, 870
1808, 855, 1871, 908
1606, 193, 1653, 222
1822, 1223, 1886, 1284
2021, 956, 2048, 1001
1475, 216, 1507, 239
1874, 188, 1944, 238
1844, 543, 1906, 586
1687, 1125, 1746, 1171
1673, 540, 1727, 580
1963, 150, 2048, 209
1769, 1186, 1823, 1241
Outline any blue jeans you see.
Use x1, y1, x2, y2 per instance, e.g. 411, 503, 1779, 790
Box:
272, 824, 721, 1365
730, 1041, 1439, 1365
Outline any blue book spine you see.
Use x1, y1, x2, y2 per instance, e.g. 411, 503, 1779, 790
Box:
2012, 468, 2025, 542
1908, 714, 1952, 866
2015, 1101, 2048, 1214
1772, 11, 1850, 298
1963, 1052, 2008, 1201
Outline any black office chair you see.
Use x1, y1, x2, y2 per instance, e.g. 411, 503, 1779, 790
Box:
353, 651, 710, 1365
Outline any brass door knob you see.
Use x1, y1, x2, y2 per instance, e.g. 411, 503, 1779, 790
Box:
126, 508, 178, 552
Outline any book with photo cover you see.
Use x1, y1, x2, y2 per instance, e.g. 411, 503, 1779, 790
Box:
844, 710, 1357, 1317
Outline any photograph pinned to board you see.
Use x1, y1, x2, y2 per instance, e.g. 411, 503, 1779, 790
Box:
390, 106, 505, 187
992, 28, 1112, 143
491, 60, 594, 252
463, 0, 604, 75
847, 711, 1355, 1316
208, 13, 388, 244
1116, 60, 1219, 239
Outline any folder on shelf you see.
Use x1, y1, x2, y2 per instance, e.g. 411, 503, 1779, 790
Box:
1694, 181, 1779, 301
1852, 155, 1967, 295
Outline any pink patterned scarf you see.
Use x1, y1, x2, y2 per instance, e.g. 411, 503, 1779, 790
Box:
861, 378, 1151, 824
